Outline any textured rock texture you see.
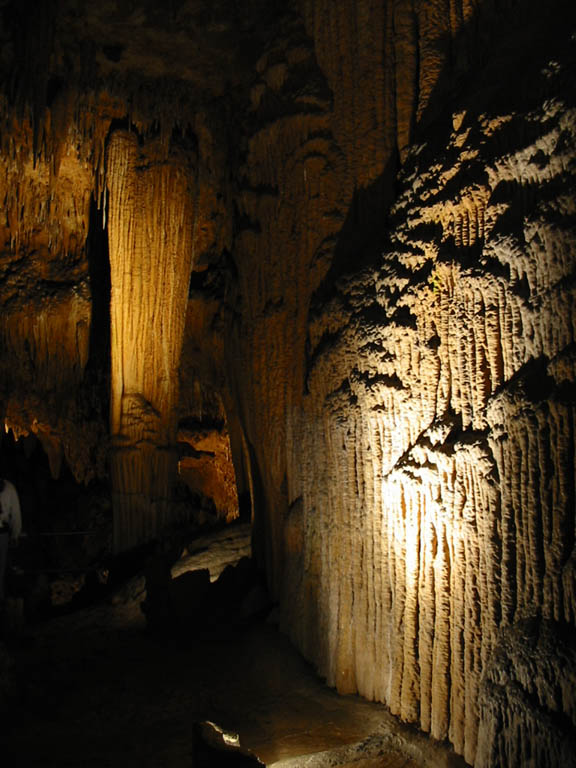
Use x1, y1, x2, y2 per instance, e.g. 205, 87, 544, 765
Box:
0, 109, 101, 481
476, 619, 576, 768
0, 2, 574, 766
106, 129, 196, 550
0, 0, 244, 541
226, 3, 576, 766
177, 419, 239, 523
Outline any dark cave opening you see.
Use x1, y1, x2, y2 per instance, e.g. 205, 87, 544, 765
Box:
0, 411, 253, 630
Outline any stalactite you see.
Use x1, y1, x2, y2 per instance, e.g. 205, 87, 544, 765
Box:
106, 129, 196, 552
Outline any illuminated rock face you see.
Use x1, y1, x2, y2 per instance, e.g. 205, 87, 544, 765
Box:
177, 420, 239, 524
290, 95, 576, 763
106, 130, 196, 551
226, 3, 576, 766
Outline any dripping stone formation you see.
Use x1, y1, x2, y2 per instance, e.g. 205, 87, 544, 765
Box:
0, 1, 575, 766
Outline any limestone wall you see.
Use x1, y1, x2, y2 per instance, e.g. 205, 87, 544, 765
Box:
228, 2, 576, 765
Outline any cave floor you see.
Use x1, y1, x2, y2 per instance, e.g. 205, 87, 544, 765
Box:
4, 524, 465, 768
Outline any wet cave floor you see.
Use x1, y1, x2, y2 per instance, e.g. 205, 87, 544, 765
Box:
3, 524, 466, 768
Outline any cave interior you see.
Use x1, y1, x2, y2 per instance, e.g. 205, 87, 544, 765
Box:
0, 0, 575, 766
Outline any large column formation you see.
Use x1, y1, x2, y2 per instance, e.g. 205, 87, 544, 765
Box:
106, 130, 196, 552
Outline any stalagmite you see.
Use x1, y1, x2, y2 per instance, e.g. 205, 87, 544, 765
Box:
106, 130, 196, 552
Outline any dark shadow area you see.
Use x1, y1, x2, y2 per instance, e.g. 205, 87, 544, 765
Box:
243, 439, 268, 572
304, 156, 399, 387
418, 0, 576, 138
143, 553, 271, 638
0, 430, 112, 625
308, 155, 399, 315
85, 196, 111, 376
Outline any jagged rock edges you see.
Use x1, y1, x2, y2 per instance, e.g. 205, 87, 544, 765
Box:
278, 16, 576, 768
177, 416, 240, 524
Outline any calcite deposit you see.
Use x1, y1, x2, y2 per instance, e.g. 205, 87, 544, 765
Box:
106, 129, 196, 550
0, 1, 574, 766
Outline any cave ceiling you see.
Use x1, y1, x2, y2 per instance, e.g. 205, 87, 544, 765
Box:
1, 0, 290, 104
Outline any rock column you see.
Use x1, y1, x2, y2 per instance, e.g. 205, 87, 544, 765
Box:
106, 130, 195, 552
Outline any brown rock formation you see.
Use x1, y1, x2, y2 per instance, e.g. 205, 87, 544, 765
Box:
177, 419, 239, 524
0, 1, 574, 765
224, 2, 576, 765
106, 129, 196, 550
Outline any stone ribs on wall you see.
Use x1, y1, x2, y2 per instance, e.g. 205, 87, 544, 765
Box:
229, 4, 576, 765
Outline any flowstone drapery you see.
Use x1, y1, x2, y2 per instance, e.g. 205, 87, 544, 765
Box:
106, 130, 196, 551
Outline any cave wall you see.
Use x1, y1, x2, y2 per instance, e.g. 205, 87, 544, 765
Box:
0, 95, 99, 480
226, 1, 576, 765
